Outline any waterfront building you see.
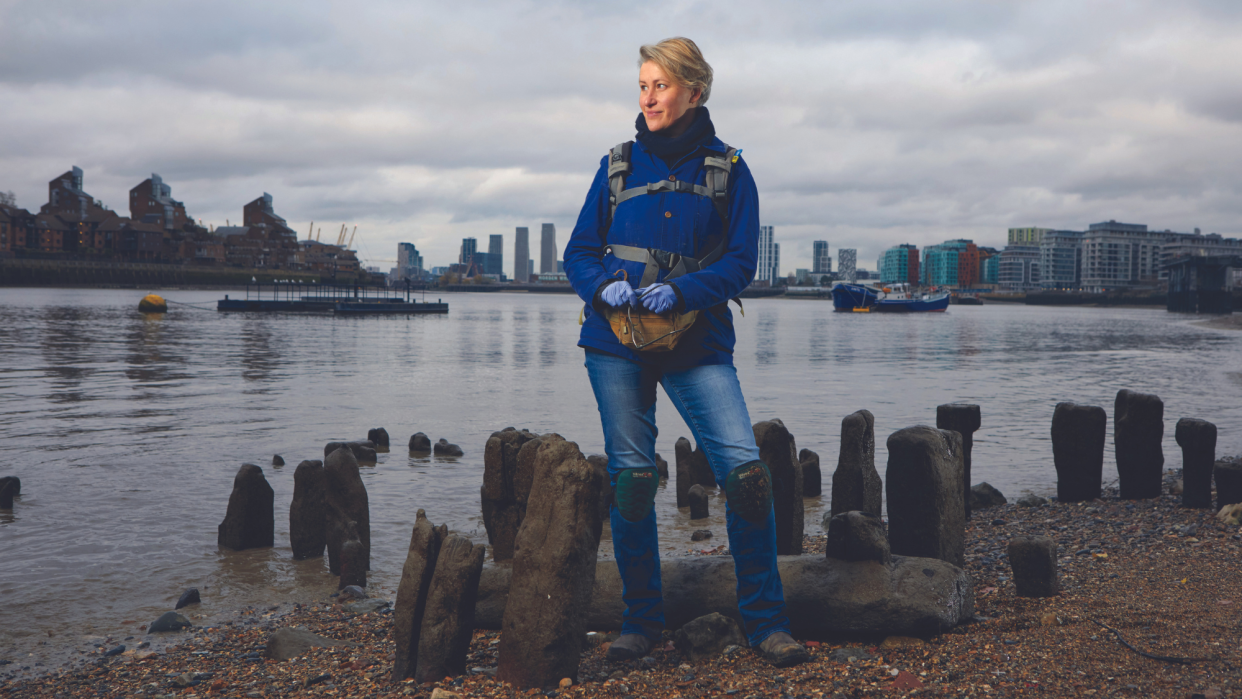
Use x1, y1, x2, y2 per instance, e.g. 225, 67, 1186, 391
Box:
1039, 230, 1084, 290
540, 223, 557, 274
460, 237, 477, 265
514, 227, 530, 282
1080, 220, 1163, 292
396, 242, 424, 281
129, 174, 189, 231
838, 248, 857, 283
1158, 230, 1242, 270
998, 245, 1041, 291
1009, 227, 1050, 245
879, 244, 920, 285
757, 225, 779, 284
812, 240, 832, 274
487, 234, 504, 278
795, 268, 809, 284
920, 239, 979, 288
979, 247, 1000, 285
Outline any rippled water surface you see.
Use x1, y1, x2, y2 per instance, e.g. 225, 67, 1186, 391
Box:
1, 287, 1239, 668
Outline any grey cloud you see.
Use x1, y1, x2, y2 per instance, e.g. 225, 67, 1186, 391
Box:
4, 0, 1242, 269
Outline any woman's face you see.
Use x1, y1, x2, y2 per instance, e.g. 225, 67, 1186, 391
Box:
639, 61, 701, 134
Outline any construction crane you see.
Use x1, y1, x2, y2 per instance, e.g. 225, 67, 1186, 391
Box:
307, 221, 313, 241
316, 227, 322, 242
346, 225, 357, 250
335, 224, 347, 247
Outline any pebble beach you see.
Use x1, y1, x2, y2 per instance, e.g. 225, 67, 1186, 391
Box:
5, 469, 1240, 699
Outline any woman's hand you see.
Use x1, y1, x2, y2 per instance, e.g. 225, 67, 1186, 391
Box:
638, 284, 677, 314
601, 280, 639, 308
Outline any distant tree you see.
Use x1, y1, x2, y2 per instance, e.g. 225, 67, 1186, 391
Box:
0, 191, 15, 207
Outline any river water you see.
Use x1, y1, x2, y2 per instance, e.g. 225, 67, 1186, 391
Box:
1, 287, 1239, 670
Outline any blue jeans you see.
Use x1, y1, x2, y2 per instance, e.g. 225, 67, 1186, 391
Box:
584, 350, 789, 646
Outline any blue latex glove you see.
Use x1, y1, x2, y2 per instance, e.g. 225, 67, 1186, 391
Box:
601, 280, 638, 308
638, 284, 677, 314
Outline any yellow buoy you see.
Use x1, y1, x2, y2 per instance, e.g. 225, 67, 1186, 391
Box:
138, 294, 168, 313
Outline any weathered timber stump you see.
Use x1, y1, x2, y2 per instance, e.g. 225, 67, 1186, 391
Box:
1175, 418, 1216, 509
832, 410, 882, 517
290, 460, 328, 560
753, 419, 804, 555
1115, 389, 1164, 500
497, 434, 605, 689
324, 447, 371, 574
886, 426, 965, 566
800, 449, 822, 497
217, 464, 274, 551
481, 428, 540, 561
688, 484, 710, 520
936, 403, 980, 520
392, 510, 446, 682
367, 427, 390, 448
1008, 536, 1058, 597
1216, 458, 1242, 510
1051, 402, 1106, 502
414, 534, 486, 683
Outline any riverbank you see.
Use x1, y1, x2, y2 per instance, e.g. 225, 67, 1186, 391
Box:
6, 474, 1239, 699
1195, 314, 1242, 331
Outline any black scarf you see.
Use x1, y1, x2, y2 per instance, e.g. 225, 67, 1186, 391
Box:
635, 107, 715, 164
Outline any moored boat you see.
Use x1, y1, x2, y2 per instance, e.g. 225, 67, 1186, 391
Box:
832, 282, 949, 313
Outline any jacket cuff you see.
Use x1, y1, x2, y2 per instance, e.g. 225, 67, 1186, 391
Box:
668, 283, 686, 313
593, 278, 620, 313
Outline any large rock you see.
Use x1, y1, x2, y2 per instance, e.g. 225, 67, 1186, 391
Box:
800, 449, 822, 497
392, 510, 446, 682
415, 535, 486, 683
409, 432, 432, 452
1007, 536, 1058, 597
1175, 418, 1216, 509
475, 554, 973, 639
481, 428, 540, 561
886, 426, 965, 567
1051, 402, 1106, 502
674, 612, 747, 661
175, 588, 200, 610
217, 464, 275, 551
367, 427, 390, 448
147, 611, 192, 633
324, 440, 378, 464
753, 419, 804, 555
0, 476, 18, 509
825, 511, 890, 565
1115, 390, 1164, 500
936, 404, 980, 520
290, 460, 328, 560
324, 447, 371, 574
832, 410, 882, 517
497, 434, 605, 689
1216, 458, 1242, 510
675, 437, 714, 507
264, 627, 353, 661
969, 482, 1007, 510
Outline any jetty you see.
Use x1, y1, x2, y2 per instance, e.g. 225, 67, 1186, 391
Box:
216, 281, 448, 315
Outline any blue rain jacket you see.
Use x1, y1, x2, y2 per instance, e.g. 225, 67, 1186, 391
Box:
564, 136, 760, 368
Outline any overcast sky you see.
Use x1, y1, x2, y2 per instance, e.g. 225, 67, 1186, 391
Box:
3, 0, 1241, 273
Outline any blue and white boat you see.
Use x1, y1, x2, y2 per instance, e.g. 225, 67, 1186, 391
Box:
831, 282, 949, 313
830, 282, 881, 311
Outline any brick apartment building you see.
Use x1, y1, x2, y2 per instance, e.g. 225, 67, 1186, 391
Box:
1, 167, 360, 274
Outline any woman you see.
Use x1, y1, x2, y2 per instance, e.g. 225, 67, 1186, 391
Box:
564, 37, 809, 668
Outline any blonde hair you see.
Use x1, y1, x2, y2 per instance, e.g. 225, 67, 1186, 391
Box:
639, 37, 713, 107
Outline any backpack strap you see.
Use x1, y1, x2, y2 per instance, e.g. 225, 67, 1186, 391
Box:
606, 141, 634, 232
